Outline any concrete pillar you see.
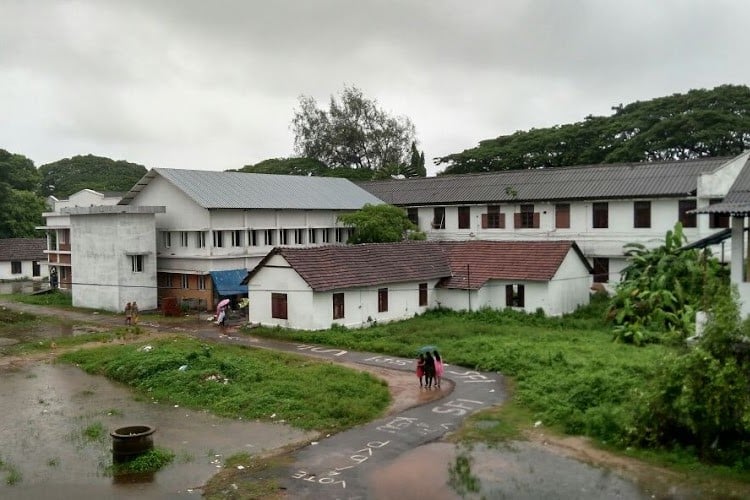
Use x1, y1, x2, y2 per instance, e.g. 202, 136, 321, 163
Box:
731, 216, 744, 284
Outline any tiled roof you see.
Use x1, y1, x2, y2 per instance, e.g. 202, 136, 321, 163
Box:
437, 240, 589, 289
254, 242, 452, 291
358, 157, 730, 205
119, 168, 384, 210
245, 240, 590, 291
0, 238, 46, 261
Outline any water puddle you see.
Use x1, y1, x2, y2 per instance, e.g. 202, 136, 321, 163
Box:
0, 363, 316, 499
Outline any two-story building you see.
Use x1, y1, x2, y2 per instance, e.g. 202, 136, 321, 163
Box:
359, 152, 750, 283
41, 169, 384, 312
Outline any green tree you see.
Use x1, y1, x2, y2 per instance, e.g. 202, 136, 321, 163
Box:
291, 86, 418, 173
338, 204, 425, 243
437, 84, 750, 173
234, 157, 373, 180
0, 189, 47, 238
0, 149, 45, 238
607, 223, 728, 345
38, 154, 147, 198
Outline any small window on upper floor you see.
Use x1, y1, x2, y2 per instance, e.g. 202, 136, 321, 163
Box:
162, 231, 171, 248
196, 231, 206, 248
213, 231, 224, 248
458, 206, 471, 229
432, 207, 445, 229
679, 200, 697, 228
633, 201, 651, 228
555, 203, 570, 229
231, 230, 242, 247
131, 255, 144, 273
180, 231, 189, 247
592, 202, 608, 229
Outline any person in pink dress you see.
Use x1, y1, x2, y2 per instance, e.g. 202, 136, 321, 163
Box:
433, 350, 444, 388
416, 354, 425, 388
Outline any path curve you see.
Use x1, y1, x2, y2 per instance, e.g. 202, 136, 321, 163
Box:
0, 300, 507, 498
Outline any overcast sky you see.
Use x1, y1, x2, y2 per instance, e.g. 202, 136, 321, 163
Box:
2, 1, 749, 176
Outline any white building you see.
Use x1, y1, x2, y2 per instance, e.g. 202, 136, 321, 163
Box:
40, 189, 123, 290
0, 238, 47, 281
41, 169, 384, 312
359, 152, 750, 284
243, 240, 592, 330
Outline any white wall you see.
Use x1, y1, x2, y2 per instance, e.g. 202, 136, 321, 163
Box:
131, 175, 210, 230
247, 255, 314, 328
547, 250, 593, 316
0, 260, 47, 281
70, 213, 158, 312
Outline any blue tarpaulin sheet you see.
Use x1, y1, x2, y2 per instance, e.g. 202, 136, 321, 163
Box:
210, 269, 248, 296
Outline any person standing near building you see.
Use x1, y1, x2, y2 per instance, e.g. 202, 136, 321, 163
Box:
433, 350, 444, 389
124, 302, 132, 325
416, 354, 425, 388
423, 351, 436, 389
131, 301, 139, 325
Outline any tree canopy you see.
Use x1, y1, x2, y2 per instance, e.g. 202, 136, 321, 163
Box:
0, 149, 45, 238
38, 154, 147, 198
291, 86, 423, 176
338, 204, 425, 244
235, 157, 373, 180
437, 84, 750, 174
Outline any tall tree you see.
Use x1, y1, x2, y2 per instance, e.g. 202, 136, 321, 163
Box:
437, 84, 750, 174
234, 157, 372, 180
0, 149, 45, 238
38, 154, 148, 198
291, 86, 418, 173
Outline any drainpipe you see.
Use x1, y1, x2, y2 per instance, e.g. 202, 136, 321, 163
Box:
467, 264, 471, 311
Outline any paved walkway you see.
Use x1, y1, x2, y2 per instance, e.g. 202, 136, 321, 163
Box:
1, 301, 507, 498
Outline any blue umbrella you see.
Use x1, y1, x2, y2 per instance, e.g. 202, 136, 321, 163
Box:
418, 345, 438, 354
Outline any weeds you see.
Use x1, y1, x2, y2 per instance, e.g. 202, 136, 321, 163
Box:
107, 448, 175, 475
82, 422, 106, 442
0, 456, 22, 486
448, 446, 480, 496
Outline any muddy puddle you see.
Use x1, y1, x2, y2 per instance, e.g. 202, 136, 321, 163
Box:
0, 363, 316, 499
368, 442, 720, 500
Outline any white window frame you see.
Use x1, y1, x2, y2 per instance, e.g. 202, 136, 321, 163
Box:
231, 230, 242, 247
162, 231, 171, 248
180, 231, 189, 247
131, 255, 144, 273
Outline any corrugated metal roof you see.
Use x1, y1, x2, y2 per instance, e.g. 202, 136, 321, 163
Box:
694, 158, 750, 215
359, 157, 730, 205
119, 168, 384, 209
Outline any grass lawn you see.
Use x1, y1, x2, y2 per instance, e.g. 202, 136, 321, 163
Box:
241, 298, 750, 483
58, 337, 390, 433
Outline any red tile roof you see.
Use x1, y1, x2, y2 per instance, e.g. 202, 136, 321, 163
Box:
245, 240, 590, 291
437, 240, 588, 289
0, 238, 46, 261
263, 241, 451, 292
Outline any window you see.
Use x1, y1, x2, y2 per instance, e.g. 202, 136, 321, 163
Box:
264, 229, 274, 246
248, 230, 258, 246
407, 208, 419, 226
130, 255, 143, 273
432, 207, 445, 229
419, 283, 428, 307
322, 228, 331, 243
333, 293, 345, 319
231, 230, 242, 247
11, 261, 21, 274
198, 275, 206, 290
308, 228, 317, 244
294, 229, 305, 244
458, 206, 471, 229
593, 257, 609, 283
159, 273, 173, 288
181, 274, 190, 289
336, 228, 347, 243
280, 229, 289, 245
378, 288, 389, 312
515, 204, 538, 229
482, 205, 505, 229
679, 200, 697, 228
162, 231, 171, 248
32, 261, 40, 277
505, 284, 525, 307
555, 203, 570, 229
709, 198, 729, 228
592, 202, 608, 228
633, 201, 651, 228
213, 231, 224, 248
196, 231, 206, 248
271, 293, 288, 319
180, 231, 189, 247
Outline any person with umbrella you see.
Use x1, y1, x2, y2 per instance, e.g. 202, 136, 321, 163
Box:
216, 298, 230, 327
